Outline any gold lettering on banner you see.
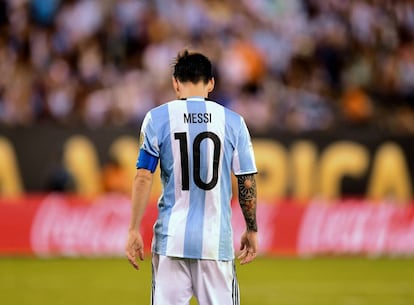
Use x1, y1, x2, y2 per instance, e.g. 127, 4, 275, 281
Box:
63, 136, 102, 197
290, 141, 318, 202
0, 137, 23, 198
252, 139, 288, 202
108, 136, 139, 194
367, 142, 412, 203
1, 132, 413, 204
318, 141, 369, 201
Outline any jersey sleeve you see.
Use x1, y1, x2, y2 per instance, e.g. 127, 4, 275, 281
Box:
136, 112, 160, 169
232, 117, 257, 175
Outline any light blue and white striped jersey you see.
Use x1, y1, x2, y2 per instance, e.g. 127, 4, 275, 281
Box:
138, 97, 257, 261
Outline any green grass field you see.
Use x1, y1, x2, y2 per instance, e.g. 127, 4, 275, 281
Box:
1, 256, 414, 305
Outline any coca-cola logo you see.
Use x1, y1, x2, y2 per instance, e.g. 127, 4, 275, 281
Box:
298, 200, 414, 255
30, 194, 131, 256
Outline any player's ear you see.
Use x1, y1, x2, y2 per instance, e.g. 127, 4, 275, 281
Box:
207, 77, 215, 93
172, 77, 180, 95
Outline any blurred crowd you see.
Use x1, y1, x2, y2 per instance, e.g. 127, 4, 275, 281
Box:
0, 0, 414, 134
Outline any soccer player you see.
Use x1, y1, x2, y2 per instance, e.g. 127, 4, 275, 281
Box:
125, 49, 258, 305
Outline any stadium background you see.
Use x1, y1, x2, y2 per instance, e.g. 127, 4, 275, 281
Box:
1, 0, 414, 304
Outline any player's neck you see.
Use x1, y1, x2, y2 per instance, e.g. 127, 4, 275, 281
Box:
174, 79, 214, 100
177, 86, 208, 99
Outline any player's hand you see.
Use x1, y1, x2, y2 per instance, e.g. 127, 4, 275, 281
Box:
125, 230, 145, 270
238, 230, 258, 265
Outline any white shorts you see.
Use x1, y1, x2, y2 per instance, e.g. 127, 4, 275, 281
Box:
151, 254, 240, 305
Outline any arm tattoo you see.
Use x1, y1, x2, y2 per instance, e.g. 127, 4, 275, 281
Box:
237, 174, 258, 232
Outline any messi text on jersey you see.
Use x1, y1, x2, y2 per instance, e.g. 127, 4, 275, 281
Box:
184, 113, 212, 124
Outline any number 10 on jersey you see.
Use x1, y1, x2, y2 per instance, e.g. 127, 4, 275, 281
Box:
174, 132, 221, 191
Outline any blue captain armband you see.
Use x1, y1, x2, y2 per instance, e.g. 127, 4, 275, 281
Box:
137, 149, 159, 173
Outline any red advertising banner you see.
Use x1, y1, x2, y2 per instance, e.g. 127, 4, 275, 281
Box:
1, 195, 414, 257
298, 199, 414, 256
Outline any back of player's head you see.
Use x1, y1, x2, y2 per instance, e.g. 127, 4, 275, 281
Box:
173, 50, 213, 84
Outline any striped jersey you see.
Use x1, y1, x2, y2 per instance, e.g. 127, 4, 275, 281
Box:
138, 97, 257, 261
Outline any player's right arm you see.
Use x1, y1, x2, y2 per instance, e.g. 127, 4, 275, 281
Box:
126, 111, 159, 270
126, 139, 159, 270
236, 173, 258, 265
126, 168, 154, 270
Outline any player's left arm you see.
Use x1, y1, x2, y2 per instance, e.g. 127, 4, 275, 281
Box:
236, 173, 258, 265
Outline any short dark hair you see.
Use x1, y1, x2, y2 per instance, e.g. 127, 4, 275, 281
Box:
173, 50, 213, 84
